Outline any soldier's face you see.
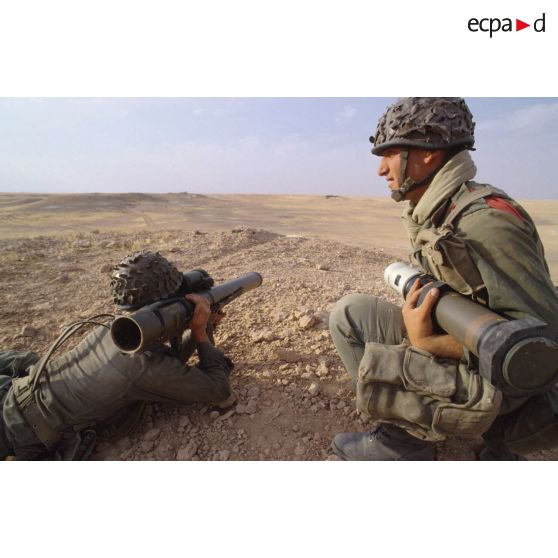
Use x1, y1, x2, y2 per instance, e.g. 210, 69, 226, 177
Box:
376, 148, 404, 193
376, 147, 442, 201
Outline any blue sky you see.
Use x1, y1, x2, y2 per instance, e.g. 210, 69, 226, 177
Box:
0, 98, 557, 199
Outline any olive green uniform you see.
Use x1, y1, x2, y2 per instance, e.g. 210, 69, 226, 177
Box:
1, 325, 232, 459
331, 151, 558, 454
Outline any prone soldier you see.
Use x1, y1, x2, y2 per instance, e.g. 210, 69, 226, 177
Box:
0, 251, 242, 460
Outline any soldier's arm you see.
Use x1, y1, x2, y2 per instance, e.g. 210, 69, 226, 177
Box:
402, 279, 464, 359
131, 343, 233, 404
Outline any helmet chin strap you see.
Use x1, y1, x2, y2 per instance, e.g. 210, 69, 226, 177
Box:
390, 148, 446, 203
391, 149, 416, 202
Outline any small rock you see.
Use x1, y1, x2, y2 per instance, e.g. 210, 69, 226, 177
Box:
270, 310, 288, 323
216, 409, 236, 422
251, 329, 277, 343
215, 450, 230, 461
292, 424, 300, 432
294, 445, 305, 457
298, 315, 320, 330
262, 370, 272, 378
316, 263, 329, 271
308, 382, 321, 396
141, 440, 155, 452
143, 428, 161, 442
100, 263, 113, 273
176, 441, 199, 460
276, 349, 303, 363
21, 325, 37, 338
316, 362, 329, 378
245, 400, 258, 415
179, 416, 191, 428
75, 239, 91, 249
247, 386, 260, 397
209, 410, 220, 420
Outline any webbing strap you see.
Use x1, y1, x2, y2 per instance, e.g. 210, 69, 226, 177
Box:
442, 185, 493, 228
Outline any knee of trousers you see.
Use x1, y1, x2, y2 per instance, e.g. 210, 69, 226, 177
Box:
329, 293, 381, 335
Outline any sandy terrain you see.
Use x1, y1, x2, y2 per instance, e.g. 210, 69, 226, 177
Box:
0, 193, 557, 460
1, 192, 556, 280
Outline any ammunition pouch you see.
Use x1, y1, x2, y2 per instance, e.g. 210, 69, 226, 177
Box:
410, 185, 501, 301
411, 227, 486, 299
356, 343, 502, 442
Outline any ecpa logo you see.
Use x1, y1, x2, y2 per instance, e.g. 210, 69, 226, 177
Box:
468, 12, 546, 37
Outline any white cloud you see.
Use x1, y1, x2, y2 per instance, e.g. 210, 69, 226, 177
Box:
507, 103, 558, 130
477, 102, 558, 133
335, 105, 357, 123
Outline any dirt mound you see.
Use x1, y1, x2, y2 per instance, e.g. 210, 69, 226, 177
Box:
1, 229, 554, 460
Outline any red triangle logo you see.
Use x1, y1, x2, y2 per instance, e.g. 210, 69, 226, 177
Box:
516, 19, 530, 31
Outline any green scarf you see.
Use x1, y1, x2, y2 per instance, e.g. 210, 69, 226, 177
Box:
401, 150, 477, 244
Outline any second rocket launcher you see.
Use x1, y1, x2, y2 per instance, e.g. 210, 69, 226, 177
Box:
384, 262, 558, 395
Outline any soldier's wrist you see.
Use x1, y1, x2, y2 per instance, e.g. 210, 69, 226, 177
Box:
191, 328, 209, 343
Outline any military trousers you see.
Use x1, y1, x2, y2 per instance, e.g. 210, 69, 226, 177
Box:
329, 293, 406, 390
329, 294, 502, 443
0, 350, 41, 459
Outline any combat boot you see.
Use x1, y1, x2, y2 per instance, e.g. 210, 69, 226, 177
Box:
331, 424, 435, 461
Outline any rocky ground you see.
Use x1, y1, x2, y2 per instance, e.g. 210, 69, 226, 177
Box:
1, 228, 555, 460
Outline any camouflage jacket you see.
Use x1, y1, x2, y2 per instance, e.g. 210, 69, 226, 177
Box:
402, 150, 558, 330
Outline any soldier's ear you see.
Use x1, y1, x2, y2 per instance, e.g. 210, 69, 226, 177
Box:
423, 149, 445, 167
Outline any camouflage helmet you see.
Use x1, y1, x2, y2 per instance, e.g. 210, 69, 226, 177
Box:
110, 250, 183, 310
370, 97, 475, 155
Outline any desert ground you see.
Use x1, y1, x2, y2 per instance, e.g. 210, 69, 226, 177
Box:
1, 192, 557, 460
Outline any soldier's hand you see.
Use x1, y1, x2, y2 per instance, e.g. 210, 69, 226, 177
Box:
185, 294, 211, 342
401, 279, 439, 348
